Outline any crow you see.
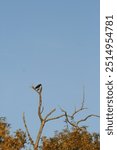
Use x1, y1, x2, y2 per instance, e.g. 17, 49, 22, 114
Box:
35, 84, 42, 91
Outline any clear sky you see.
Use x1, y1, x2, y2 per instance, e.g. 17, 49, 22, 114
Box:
0, 0, 99, 140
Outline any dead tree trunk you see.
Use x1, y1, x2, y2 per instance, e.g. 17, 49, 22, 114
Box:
23, 84, 64, 150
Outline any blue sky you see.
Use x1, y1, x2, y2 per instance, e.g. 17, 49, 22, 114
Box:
0, 0, 99, 140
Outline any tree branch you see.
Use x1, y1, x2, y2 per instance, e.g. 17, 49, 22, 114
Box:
32, 86, 43, 122
22, 112, 34, 147
60, 108, 78, 128
44, 108, 56, 120
46, 114, 65, 122
77, 114, 100, 125
71, 87, 87, 117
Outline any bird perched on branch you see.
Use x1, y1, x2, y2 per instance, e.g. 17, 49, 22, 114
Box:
34, 84, 42, 92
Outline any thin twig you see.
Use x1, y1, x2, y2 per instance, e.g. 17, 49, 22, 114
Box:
71, 87, 87, 117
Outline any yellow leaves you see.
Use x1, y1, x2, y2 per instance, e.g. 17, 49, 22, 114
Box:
42, 127, 100, 150
0, 117, 26, 150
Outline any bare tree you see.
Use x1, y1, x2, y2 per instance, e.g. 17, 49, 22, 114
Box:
23, 85, 64, 150
23, 85, 99, 150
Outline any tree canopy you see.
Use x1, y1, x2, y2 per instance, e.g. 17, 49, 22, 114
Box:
0, 117, 26, 150
41, 127, 100, 150
0, 117, 100, 150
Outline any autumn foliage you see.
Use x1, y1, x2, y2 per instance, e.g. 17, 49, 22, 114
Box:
0, 117, 26, 150
0, 117, 100, 150
42, 127, 100, 150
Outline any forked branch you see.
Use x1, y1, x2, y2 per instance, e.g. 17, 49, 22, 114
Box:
61, 88, 99, 128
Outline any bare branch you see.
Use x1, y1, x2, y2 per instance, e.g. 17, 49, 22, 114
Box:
22, 112, 34, 147
46, 114, 65, 122
77, 114, 100, 125
60, 107, 71, 117
60, 108, 78, 127
60, 101, 100, 128
32, 86, 43, 122
44, 108, 56, 120
71, 107, 87, 118
71, 87, 87, 117
40, 106, 44, 114
38, 94, 43, 122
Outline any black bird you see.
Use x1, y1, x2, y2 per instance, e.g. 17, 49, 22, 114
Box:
35, 84, 42, 91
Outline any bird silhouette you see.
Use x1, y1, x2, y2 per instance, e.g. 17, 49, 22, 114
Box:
35, 84, 42, 91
